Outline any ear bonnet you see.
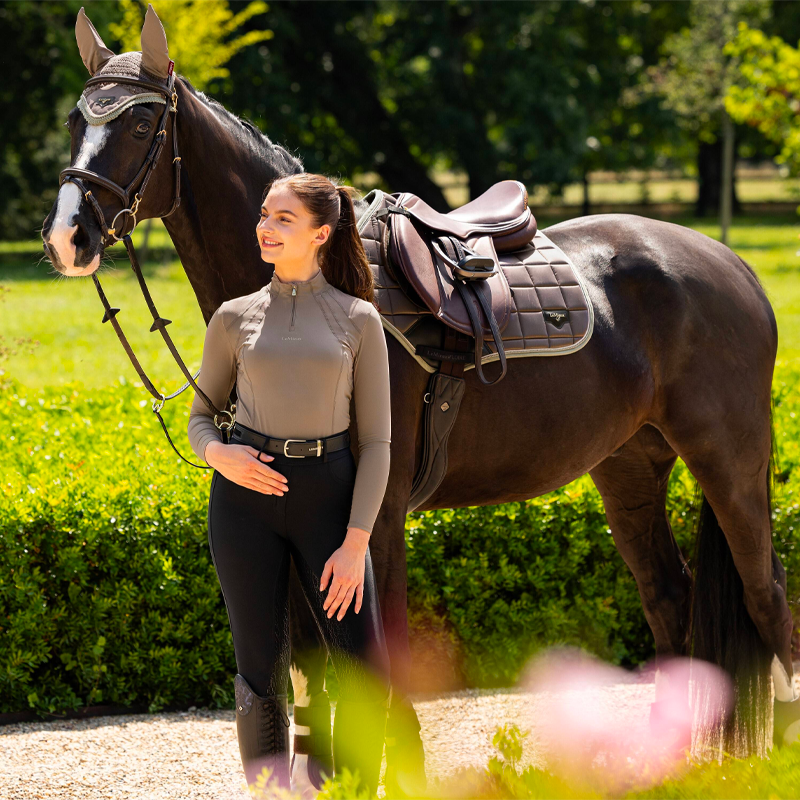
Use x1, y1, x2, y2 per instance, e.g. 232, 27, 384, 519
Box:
75, 4, 172, 125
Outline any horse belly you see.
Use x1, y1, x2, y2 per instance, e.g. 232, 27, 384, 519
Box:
421, 328, 653, 510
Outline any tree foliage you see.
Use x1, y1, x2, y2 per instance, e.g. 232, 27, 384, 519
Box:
725, 22, 800, 177
628, 0, 769, 141
109, 0, 274, 92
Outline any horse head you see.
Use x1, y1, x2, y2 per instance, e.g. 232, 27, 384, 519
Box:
42, 4, 179, 276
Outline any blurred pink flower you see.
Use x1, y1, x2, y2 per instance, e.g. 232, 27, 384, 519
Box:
520, 648, 733, 793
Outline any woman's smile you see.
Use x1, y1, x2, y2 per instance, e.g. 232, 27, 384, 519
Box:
261, 236, 283, 249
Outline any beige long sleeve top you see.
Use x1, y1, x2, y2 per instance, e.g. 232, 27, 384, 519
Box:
187, 267, 391, 534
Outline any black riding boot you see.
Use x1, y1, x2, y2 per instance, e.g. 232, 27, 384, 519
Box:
291, 689, 334, 790
332, 692, 390, 796
384, 693, 428, 799
234, 674, 291, 791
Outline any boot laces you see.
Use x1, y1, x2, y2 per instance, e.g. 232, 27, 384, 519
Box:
259, 696, 290, 751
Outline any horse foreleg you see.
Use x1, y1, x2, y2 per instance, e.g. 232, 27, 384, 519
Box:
288, 560, 334, 794
369, 497, 428, 798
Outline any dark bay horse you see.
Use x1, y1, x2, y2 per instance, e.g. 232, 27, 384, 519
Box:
42, 22, 796, 793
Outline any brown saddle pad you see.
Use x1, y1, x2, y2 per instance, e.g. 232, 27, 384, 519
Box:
358, 189, 594, 374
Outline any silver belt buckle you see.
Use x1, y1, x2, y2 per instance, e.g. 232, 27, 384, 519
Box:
283, 437, 324, 457
283, 438, 305, 458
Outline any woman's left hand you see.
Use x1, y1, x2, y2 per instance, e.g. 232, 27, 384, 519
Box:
320, 528, 370, 621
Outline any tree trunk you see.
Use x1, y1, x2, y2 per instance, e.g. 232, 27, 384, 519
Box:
582, 167, 590, 217
720, 109, 734, 245
696, 127, 741, 218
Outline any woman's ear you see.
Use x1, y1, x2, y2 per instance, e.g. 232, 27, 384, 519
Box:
313, 224, 331, 246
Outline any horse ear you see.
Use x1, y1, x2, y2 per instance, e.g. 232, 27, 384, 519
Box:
140, 4, 171, 80
75, 6, 115, 76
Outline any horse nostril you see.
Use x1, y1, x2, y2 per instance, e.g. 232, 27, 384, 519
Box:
71, 220, 90, 252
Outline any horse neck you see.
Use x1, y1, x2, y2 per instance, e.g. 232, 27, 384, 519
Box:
162, 79, 294, 320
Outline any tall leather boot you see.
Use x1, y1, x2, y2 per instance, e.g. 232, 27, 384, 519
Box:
291, 689, 334, 790
234, 674, 291, 791
332, 692, 390, 796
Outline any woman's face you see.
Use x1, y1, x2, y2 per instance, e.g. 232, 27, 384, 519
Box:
256, 184, 331, 269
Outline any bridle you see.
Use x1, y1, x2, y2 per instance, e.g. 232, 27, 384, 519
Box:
57, 66, 236, 469
61, 70, 181, 247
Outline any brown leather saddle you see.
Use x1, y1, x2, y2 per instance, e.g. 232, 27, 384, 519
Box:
357, 182, 593, 511
378, 180, 537, 386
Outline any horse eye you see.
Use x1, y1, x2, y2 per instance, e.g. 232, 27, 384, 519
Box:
136, 122, 150, 134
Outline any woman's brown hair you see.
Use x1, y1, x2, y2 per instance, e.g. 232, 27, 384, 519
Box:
262, 173, 375, 302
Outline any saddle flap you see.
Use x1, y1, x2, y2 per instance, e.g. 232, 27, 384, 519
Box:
389, 213, 512, 337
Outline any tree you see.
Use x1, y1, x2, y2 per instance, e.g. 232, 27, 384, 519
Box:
629, 0, 771, 220
0, 1, 94, 240
725, 22, 800, 189
109, 0, 273, 92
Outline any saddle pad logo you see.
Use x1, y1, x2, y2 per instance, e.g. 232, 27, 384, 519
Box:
95, 96, 117, 108
543, 309, 570, 329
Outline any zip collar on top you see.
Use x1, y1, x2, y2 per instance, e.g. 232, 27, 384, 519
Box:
267, 267, 329, 297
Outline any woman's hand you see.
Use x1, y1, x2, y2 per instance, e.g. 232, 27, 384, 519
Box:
320, 528, 370, 621
205, 440, 288, 495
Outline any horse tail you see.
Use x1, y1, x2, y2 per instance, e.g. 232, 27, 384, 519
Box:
687, 405, 776, 757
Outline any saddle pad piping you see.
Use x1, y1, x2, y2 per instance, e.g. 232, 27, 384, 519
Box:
356, 189, 386, 235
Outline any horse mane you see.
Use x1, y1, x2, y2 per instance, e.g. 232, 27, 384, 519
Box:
176, 75, 370, 216
177, 75, 304, 179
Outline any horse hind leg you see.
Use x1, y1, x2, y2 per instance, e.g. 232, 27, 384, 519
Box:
658, 394, 797, 755
589, 425, 693, 706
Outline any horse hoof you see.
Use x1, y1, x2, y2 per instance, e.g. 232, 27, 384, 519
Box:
291, 751, 333, 797
773, 696, 800, 748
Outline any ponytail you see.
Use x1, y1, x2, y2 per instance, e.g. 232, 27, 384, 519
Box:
323, 184, 374, 302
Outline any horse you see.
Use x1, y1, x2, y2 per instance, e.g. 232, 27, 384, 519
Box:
42, 6, 799, 794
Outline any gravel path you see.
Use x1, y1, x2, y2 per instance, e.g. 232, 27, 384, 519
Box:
0, 681, 660, 800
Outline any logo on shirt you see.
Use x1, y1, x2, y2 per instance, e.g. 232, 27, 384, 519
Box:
282, 335, 302, 341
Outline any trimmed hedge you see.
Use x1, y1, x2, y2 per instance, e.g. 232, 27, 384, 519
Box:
2, 366, 799, 715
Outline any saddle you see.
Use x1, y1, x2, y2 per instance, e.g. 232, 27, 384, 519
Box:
378, 180, 537, 386
357, 183, 594, 512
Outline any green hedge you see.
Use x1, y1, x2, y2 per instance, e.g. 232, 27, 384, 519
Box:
2, 366, 799, 715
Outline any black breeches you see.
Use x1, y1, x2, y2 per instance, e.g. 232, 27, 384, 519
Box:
207, 438, 391, 703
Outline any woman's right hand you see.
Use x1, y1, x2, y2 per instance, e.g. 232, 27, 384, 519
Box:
204, 440, 288, 495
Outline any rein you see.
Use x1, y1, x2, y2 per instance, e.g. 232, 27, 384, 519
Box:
59, 67, 235, 469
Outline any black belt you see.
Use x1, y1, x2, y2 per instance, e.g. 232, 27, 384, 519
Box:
229, 421, 350, 459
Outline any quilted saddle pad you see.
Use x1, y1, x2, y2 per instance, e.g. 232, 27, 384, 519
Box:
357, 189, 594, 374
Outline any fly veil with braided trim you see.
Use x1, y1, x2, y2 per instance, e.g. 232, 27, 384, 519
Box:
78, 51, 169, 126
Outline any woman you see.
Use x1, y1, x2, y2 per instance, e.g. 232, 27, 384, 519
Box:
187, 173, 392, 796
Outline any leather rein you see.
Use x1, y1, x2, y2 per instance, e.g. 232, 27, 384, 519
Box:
58, 69, 235, 470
